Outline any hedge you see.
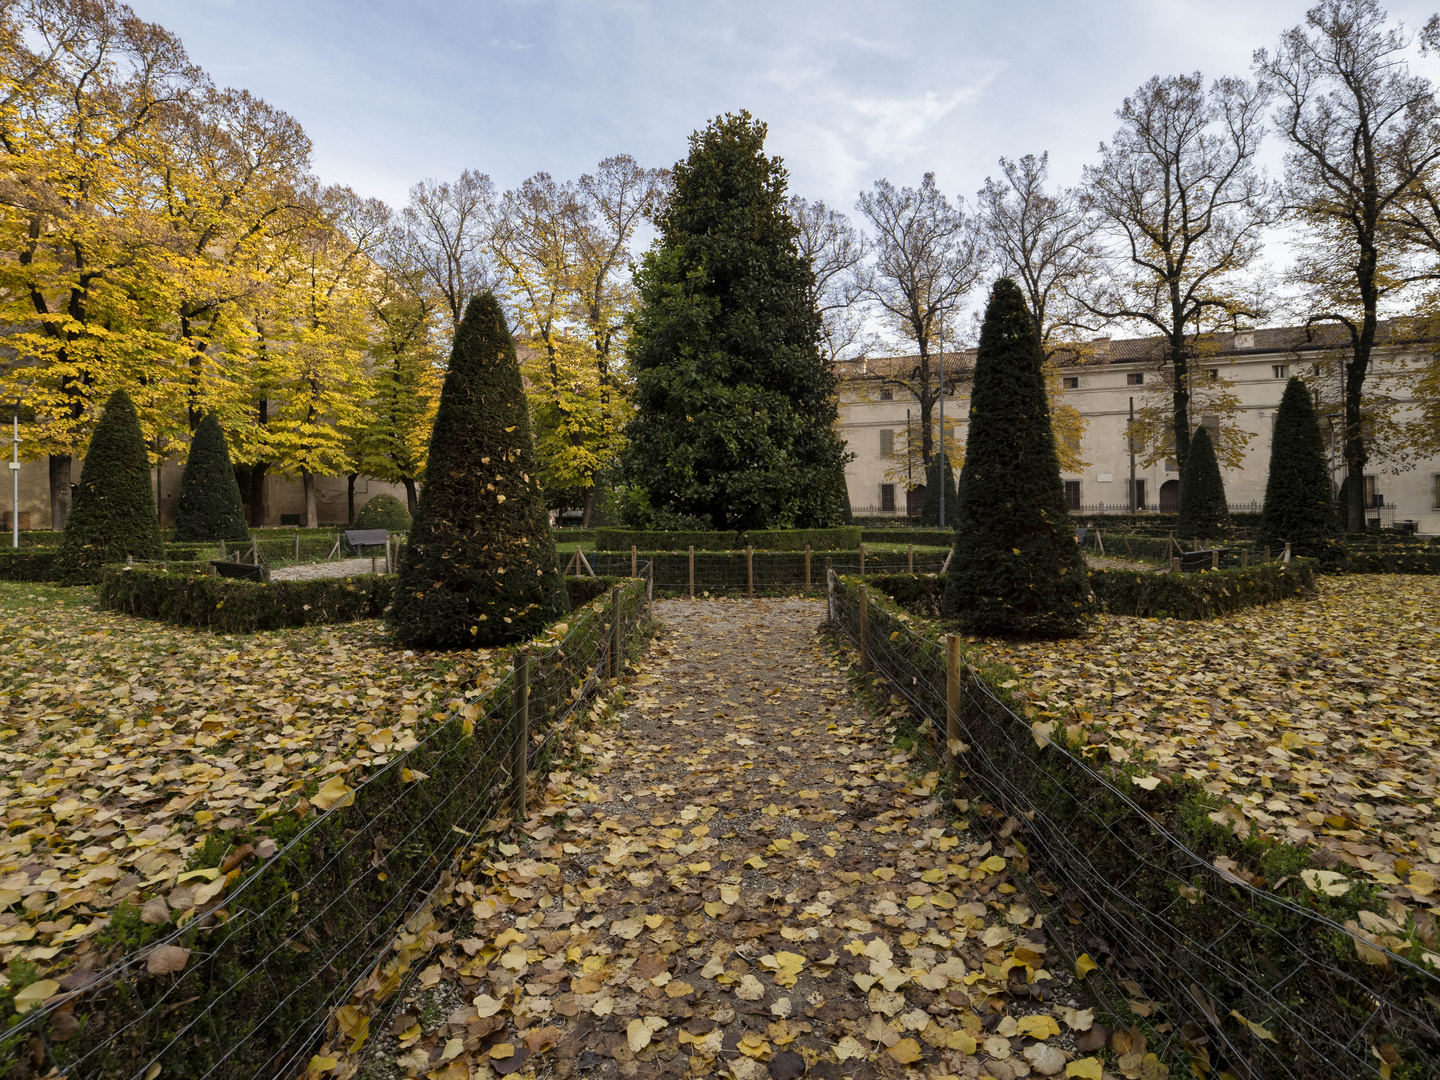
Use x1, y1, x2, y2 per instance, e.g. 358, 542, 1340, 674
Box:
18, 581, 651, 1080
1073, 511, 1263, 537
587, 548, 948, 595
862, 559, 1317, 622
551, 528, 596, 543
834, 577, 1438, 1079
1342, 549, 1440, 574
593, 526, 862, 552
860, 528, 953, 547
0, 549, 61, 582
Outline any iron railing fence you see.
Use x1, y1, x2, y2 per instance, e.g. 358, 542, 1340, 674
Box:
826, 572, 1439, 1080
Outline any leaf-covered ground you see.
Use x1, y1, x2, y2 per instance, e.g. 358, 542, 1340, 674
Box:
974, 575, 1440, 923
0, 582, 530, 991
312, 599, 1126, 1080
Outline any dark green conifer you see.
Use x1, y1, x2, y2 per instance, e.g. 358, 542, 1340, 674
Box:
941, 279, 1093, 636
173, 413, 251, 543
353, 493, 412, 532
1259, 377, 1342, 560
1175, 425, 1230, 541
626, 111, 850, 528
54, 389, 163, 575
919, 454, 959, 527
391, 293, 568, 648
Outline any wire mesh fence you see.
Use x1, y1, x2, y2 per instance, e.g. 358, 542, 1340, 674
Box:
580, 547, 951, 596
827, 572, 1440, 1080
10, 569, 653, 1080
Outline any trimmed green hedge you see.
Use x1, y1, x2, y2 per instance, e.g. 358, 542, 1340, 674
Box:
0, 549, 61, 582
565, 574, 629, 607
1343, 549, 1440, 574
864, 559, 1317, 622
552, 528, 596, 543
593, 526, 862, 552
861, 528, 952, 547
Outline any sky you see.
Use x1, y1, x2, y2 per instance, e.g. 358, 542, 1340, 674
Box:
127, 0, 1440, 332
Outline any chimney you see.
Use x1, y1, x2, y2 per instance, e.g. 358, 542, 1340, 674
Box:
1091, 336, 1112, 359
1234, 331, 1255, 350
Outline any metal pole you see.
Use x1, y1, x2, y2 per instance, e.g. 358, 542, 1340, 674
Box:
10, 403, 19, 548
1129, 396, 1137, 512
937, 310, 946, 528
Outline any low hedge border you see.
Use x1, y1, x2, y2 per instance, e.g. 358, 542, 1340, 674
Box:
593, 526, 862, 552
860, 528, 953, 547
11, 581, 652, 1079
863, 559, 1317, 622
587, 549, 948, 595
96, 569, 626, 633
834, 578, 1439, 1079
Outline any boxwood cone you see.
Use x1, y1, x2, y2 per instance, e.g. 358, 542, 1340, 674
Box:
391, 293, 568, 648
173, 413, 251, 543
54, 389, 163, 576
1176, 425, 1230, 541
1258, 377, 1340, 559
941, 278, 1093, 636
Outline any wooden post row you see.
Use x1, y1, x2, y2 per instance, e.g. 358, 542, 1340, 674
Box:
511, 652, 529, 820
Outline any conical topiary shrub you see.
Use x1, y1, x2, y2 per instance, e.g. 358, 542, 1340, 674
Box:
920, 454, 959, 527
391, 293, 568, 648
1176, 425, 1230, 542
1259, 377, 1341, 560
941, 278, 1093, 637
174, 413, 251, 543
54, 389, 163, 577
353, 493, 412, 533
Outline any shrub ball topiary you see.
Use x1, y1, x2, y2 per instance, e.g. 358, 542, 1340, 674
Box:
353, 493, 413, 533
941, 278, 1093, 637
173, 412, 251, 544
391, 292, 568, 648
53, 389, 163, 577
1175, 425, 1230, 542
1259, 377, 1343, 562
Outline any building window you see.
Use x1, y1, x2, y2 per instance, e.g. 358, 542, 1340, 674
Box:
1129, 478, 1147, 510
879, 388, 894, 401
1127, 372, 1144, 385
1201, 414, 1220, 438
1364, 474, 1381, 509
1062, 376, 1079, 389
1063, 480, 1081, 510
1165, 458, 1179, 473
1206, 368, 1219, 381
880, 484, 896, 512
1312, 363, 1322, 376
879, 429, 894, 458
1062, 433, 1080, 451
1434, 474, 1440, 509
1273, 364, 1289, 379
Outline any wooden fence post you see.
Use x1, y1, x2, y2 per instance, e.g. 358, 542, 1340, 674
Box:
945, 634, 962, 771
859, 542, 866, 577
858, 585, 869, 670
610, 584, 623, 678
688, 546, 695, 600
826, 567, 837, 622
1264, 545, 1271, 562
631, 545, 637, 578
1211, 549, 1219, 570
805, 544, 812, 591
1283, 541, 1291, 565
1124, 537, 1132, 558
511, 652, 529, 820
941, 547, 954, 573
907, 543, 914, 574
1172, 557, 1181, 574
220, 539, 226, 558
1241, 548, 1249, 567
294, 526, 300, 561
747, 546, 754, 597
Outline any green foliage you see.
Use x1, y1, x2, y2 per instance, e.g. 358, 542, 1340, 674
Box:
1092, 559, 1318, 619
860, 529, 953, 547
392, 293, 568, 648
1176, 425, 1231, 540
1258, 378, 1340, 559
919, 454, 959, 527
593, 527, 861, 552
352, 493, 413, 532
609, 485, 711, 531
0, 550, 62, 582
625, 111, 851, 529
53, 390, 163, 578
98, 567, 393, 632
173, 413, 252, 544
942, 279, 1093, 636
564, 575, 628, 608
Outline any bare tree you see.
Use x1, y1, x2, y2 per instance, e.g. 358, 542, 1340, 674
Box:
855, 174, 985, 466
402, 169, 496, 336
1080, 72, 1276, 474
788, 195, 871, 362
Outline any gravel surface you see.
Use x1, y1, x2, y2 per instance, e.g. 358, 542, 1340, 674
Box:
268, 557, 387, 581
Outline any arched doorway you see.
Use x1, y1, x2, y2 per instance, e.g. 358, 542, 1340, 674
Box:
1159, 479, 1179, 514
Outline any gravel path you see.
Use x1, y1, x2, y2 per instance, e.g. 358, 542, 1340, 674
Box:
268, 557, 386, 581
318, 598, 1088, 1080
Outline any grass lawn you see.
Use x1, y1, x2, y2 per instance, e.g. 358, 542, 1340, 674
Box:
971, 575, 1440, 925
0, 582, 526, 985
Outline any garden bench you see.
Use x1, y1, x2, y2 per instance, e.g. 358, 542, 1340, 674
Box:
210, 559, 268, 582
1178, 549, 1222, 572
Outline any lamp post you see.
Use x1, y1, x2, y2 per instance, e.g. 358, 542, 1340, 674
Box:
937, 310, 946, 528
9, 401, 20, 548
1129, 397, 1138, 512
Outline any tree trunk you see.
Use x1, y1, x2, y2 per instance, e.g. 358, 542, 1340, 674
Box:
347, 473, 357, 525
155, 466, 163, 527
1170, 333, 1192, 476
581, 487, 596, 527
49, 454, 71, 531
249, 462, 268, 527
302, 469, 318, 528
402, 477, 417, 513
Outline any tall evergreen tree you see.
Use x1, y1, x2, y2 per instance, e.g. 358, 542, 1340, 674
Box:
625, 111, 851, 529
1259, 377, 1340, 558
1175, 425, 1230, 541
174, 413, 251, 543
54, 389, 163, 575
920, 453, 959, 527
941, 279, 1093, 636
391, 293, 568, 648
